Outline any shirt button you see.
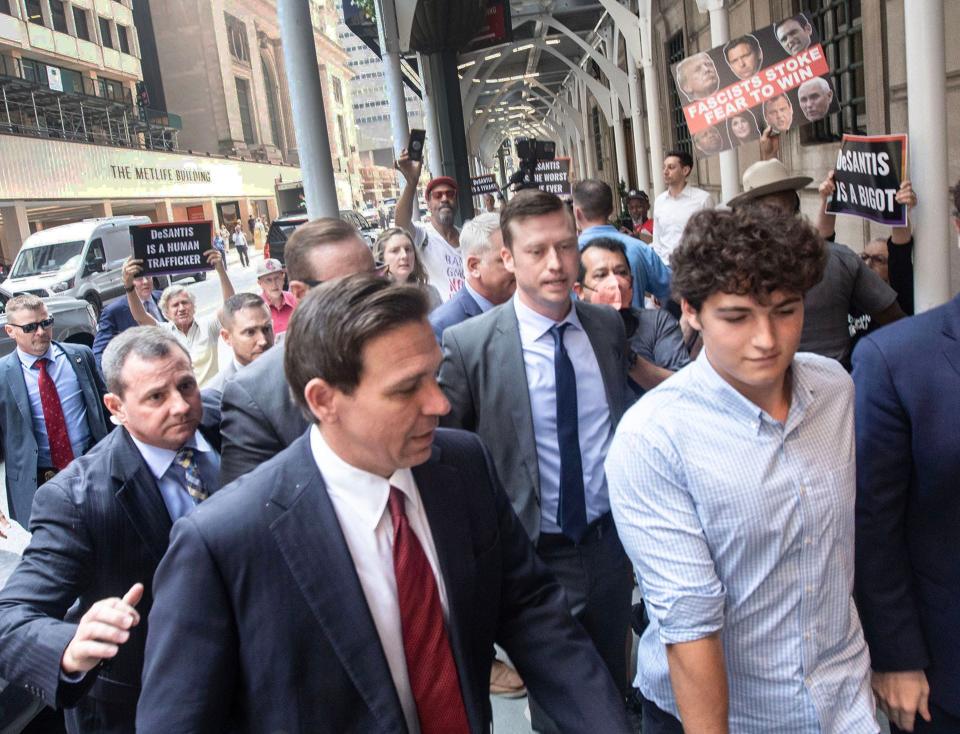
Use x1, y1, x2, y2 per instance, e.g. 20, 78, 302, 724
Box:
805, 538, 812, 545
805, 585, 814, 593
804, 633, 811, 640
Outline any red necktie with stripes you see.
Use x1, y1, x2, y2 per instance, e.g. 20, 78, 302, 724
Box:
33, 357, 75, 471
388, 486, 470, 734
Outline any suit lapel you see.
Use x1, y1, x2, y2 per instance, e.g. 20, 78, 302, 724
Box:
461, 289, 482, 319
268, 437, 406, 732
112, 430, 173, 563
941, 296, 960, 379
413, 452, 483, 733
2, 353, 32, 425
59, 342, 103, 439
575, 302, 625, 424
496, 305, 540, 496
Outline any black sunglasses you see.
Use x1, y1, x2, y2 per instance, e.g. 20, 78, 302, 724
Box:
9, 316, 54, 333
299, 264, 389, 290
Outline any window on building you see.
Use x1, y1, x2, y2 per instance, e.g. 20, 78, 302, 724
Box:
98, 76, 124, 102
262, 58, 284, 150
591, 106, 604, 171
797, 0, 865, 143
337, 115, 349, 156
235, 77, 256, 144
118, 25, 131, 55
332, 77, 343, 105
50, 0, 68, 33
666, 31, 692, 157
73, 7, 90, 40
24, 0, 44, 25
0, 0, 12, 17
225, 13, 250, 63
99, 17, 113, 49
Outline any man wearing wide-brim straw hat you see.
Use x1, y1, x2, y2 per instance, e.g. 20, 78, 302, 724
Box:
727, 158, 905, 368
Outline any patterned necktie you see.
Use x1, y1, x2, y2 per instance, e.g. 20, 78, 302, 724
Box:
33, 357, 75, 471
550, 324, 587, 542
388, 486, 470, 734
174, 448, 208, 502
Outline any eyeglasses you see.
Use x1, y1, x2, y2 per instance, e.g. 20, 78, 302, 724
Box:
8, 317, 54, 333
859, 253, 888, 266
430, 190, 457, 202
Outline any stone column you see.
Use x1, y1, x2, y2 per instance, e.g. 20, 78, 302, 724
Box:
0, 201, 30, 265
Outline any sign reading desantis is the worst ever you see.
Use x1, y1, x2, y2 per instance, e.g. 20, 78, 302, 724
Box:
671, 14, 840, 159
533, 158, 571, 196
826, 134, 908, 226
130, 221, 214, 277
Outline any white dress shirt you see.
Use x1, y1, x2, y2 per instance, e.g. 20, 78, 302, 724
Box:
310, 427, 448, 734
513, 295, 614, 534
651, 185, 715, 264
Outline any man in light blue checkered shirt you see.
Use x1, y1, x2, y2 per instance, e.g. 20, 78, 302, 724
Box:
607, 207, 879, 733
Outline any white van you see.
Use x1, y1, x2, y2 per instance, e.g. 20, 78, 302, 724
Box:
5, 216, 150, 316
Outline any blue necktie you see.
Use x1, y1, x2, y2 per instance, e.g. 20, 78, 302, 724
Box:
550, 323, 587, 542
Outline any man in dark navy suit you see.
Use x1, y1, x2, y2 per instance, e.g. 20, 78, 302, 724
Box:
429, 212, 515, 343
91, 269, 163, 365
852, 187, 960, 733
138, 274, 631, 733
0, 327, 220, 734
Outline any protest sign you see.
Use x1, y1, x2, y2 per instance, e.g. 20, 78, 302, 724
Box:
533, 157, 571, 196
130, 221, 214, 277
826, 134, 908, 226
670, 14, 840, 159
471, 174, 500, 196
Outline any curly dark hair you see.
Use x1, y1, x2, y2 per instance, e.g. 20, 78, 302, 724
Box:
671, 207, 827, 310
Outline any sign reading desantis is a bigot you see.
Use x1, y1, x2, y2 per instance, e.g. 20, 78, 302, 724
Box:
130, 221, 214, 277
826, 134, 908, 227
671, 14, 841, 159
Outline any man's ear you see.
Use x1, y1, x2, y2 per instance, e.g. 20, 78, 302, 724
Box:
103, 393, 125, 424
465, 255, 482, 278
572, 283, 586, 300
680, 299, 703, 332
500, 246, 516, 274
289, 280, 309, 302
303, 377, 339, 424
220, 328, 232, 347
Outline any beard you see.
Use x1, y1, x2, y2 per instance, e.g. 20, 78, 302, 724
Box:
435, 205, 455, 227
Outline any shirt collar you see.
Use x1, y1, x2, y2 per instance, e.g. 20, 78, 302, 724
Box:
130, 430, 214, 482
463, 281, 495, 312
262, 289, 297, 312
17, 343, 59, 369
582, 224, 618, 235
513, 292, 581, 344
310, 426, 419, 532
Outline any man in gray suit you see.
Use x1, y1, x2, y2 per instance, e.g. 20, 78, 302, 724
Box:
0, 295, 109, 524
438, 189, 634, 732
218, 218, 378, 484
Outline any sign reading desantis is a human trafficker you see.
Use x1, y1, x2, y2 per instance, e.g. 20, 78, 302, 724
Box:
130, 221, 214, 277
671, 14, 840, 159
826, 134, 908, 226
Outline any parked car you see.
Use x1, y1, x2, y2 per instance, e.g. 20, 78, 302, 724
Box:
0, 286, 98, 357
264, 210, 381, 265
3, 216, 154, 318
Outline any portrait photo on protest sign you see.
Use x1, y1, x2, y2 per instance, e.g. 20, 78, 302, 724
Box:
130, 221, 214, 277
825, 134, 908, 226
671, 13, 841, 159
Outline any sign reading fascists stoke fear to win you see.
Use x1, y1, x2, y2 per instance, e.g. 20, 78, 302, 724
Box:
671, 14, 840, 159
130, 221, 214, 277
826, 134, 908, 226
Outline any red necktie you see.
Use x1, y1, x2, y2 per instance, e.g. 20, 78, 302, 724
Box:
33, 357, 75, 471
388, 486, 470, 734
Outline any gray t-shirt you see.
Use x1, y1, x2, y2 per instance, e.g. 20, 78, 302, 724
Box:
801, 242, 897, 365
627, 307, 691, 398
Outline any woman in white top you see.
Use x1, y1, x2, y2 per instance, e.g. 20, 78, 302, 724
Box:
373, 228, 442, 310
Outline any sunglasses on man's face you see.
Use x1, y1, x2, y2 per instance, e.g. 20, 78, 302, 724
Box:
299, 264, 389, 290
8, 317, 54, 333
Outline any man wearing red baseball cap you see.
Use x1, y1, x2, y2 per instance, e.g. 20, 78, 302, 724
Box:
395, 149, 465, 303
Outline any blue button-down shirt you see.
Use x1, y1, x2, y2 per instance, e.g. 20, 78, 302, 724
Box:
514, 296, 613, 534
578, 225, 672, 309
606, 352, 877, 733
130, 431, 220, 522
17, 345, 92, 467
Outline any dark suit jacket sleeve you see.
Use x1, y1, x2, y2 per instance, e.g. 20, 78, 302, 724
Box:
79, 345, 110, 431
0, 481, 98, 708
852, 336, 929, 671
219, 375, 277, 485
479, 440, 631, 732
137, 516, 238, 733
437, 328, 477, 431
92, 306, 120, 365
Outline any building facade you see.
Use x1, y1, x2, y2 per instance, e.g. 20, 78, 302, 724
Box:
143, 0, 363, 209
